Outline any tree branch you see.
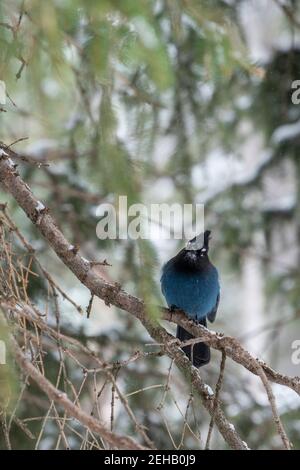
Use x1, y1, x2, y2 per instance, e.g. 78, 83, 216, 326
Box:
1, 148, 298, 448
165, 310, 300, 396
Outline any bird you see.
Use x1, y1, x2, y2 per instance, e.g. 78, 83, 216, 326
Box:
160, 230, 220, 367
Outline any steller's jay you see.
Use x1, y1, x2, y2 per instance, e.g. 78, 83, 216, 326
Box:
160, 230, 220, 367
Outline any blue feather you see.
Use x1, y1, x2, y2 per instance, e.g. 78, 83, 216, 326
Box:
160, 231, 220, 367
161, 263, 219, 321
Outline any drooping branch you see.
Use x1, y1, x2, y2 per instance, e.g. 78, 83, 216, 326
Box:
0, 147, 298, 448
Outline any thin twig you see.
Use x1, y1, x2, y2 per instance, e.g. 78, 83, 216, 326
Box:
205, 351, 226, 450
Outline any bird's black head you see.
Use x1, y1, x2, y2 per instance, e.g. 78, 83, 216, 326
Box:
166, 230, 212, 274
185, 230, 211, 256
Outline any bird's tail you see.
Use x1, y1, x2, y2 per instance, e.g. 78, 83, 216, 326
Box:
176, 317, 210, 368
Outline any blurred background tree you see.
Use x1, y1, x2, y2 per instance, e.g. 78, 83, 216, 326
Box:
0, 0, 299, 450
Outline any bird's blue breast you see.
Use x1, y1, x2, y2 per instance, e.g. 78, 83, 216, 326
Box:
160, 263, 219, 321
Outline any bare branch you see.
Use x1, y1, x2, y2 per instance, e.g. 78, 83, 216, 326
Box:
205, 351, 226, 450
165, 310, 300, 396
12, 338, 147, 450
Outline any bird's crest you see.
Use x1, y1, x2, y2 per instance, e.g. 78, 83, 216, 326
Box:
185, 230, 211, 252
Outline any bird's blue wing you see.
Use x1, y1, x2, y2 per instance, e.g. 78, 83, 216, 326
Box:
207, 292, 220, 323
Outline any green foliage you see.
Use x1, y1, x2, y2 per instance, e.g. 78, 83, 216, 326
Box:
254, 49, 300, 138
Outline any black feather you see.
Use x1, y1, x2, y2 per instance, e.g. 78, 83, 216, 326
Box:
176, 317, 210, 367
